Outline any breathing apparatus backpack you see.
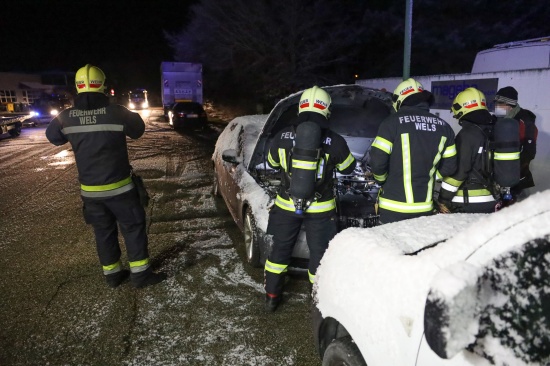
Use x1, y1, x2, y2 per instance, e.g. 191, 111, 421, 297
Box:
478, 117, 521, 203
287, 121, 323, 214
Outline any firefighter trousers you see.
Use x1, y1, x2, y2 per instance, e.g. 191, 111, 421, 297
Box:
81, 189, 149, 269
264, 206, 337, 295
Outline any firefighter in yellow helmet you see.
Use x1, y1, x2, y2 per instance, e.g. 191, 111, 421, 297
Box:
263, 86, 356, 312
438, 87, 500, 213
46, 64, 166, 288
370, 78, 457, 223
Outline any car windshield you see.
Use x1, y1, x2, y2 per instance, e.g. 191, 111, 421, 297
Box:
329, 99, 390, 137
267, 95, 390, 139
251, 91, 391, 170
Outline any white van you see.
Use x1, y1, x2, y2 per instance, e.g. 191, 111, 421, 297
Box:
357, 36, 550, 194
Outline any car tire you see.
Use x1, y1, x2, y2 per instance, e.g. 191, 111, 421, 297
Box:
243, 206, 261, 268
322, 336, 366, 366
8, 122, 22, 137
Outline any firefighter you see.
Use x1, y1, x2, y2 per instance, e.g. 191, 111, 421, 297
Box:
438, 88, 503, 213
370, 78, 457, 224
45, 64, 166, 288
264, 86, 356, 312
494, 86, 538, 200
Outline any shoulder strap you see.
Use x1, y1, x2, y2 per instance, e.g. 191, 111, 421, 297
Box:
470, 124, 493, 188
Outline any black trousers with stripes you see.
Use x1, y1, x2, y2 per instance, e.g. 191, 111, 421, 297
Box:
81, 189, 148, 268
264, 206, 337, 295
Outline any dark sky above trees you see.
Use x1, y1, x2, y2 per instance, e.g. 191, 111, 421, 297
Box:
3, 0, 550, 106
1, 0, 197, 92
167, 0, 550, 105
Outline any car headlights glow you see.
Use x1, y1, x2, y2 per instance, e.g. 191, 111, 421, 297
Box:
142, 101, 149, 109
50, 109, 59, 116
129, 103, 136, 109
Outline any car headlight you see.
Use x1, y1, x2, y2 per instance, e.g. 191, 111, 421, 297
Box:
129, 103, 136, 109
142, 101, 149, 109
50, 109, 59, 116
30, 111, 39, 117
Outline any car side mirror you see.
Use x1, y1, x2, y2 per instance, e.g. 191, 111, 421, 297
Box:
222, 149, 242, 165
424, 262, 481, 359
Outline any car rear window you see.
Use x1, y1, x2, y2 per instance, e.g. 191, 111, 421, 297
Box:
174, 103, 203, 113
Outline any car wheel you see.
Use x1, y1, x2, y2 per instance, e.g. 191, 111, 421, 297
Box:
322, 336, 366, 366
243, 206, 261, 268
8, 122, 22, 137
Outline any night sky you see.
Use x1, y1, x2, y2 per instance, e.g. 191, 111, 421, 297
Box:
2, 0, 197, 94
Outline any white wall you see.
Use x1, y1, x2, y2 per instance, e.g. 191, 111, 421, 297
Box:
357, 69, 550, 194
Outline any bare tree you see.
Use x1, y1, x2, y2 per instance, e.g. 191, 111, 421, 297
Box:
166, 0, 363, 104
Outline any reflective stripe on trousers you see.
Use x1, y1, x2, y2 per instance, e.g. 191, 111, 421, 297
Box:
81, 176, 135, 198
103, 261, 122, 275
129, 258, 150, 273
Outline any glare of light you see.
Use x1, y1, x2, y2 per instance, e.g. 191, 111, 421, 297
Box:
129, 103, 136, 109
141, 109, 151, 117
30, 111, 39, 117
50, 109, 59, 116
54, 150, 71, 158
142, 101, 149, 109
48, 149, 75, 167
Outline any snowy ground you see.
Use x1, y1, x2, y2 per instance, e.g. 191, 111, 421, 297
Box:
0, 110, 319, 365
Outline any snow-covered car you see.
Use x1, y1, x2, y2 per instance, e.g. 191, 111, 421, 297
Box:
313, 190, 550, 366
212, 85, 392, 268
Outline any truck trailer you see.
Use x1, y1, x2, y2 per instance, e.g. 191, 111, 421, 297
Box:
357, 36, 550, 195
160, 62, 203, 120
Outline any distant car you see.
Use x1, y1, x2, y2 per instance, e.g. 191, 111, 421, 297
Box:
312, 191, 550, 366
212, 85, 392, 268
29, 97, 70, 123
168, 102, 208, 130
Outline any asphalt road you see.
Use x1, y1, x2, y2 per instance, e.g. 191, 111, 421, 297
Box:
0, 109, 318, 366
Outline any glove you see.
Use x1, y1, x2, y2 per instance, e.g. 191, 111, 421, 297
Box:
436, 198, 452, 214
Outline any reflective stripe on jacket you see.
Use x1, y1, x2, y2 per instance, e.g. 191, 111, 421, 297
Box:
370, 106, 457, 214
45, 93, 145, 198
266, 125, 355, 214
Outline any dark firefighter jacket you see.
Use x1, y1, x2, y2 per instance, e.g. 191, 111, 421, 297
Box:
45, 93, 145, 198
514, 108, 538, 189
370, 105, 457, 214
439, 120, 495, 205
267, 124, 356, 215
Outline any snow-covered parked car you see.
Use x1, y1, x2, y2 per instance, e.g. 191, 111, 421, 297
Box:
212, 84, 392, 268
313, 190, 550, 366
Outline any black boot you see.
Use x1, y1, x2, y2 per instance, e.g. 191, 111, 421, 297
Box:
105, 269, 130, 288
131, 267, 167, 288
265, 293, 282, 312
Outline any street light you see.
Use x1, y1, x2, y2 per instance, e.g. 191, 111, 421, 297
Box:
403, 0, 413, 80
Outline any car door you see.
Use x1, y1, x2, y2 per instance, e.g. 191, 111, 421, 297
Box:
215, 123, 246, 226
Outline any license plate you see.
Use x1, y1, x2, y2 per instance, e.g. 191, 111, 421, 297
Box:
187, 113, 198, 118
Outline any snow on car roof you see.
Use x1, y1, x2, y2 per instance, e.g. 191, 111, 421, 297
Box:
315, 190, 550, 365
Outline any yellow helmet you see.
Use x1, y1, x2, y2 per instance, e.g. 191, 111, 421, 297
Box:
75, 64, 106, 93
392, 78, 424, 111
451, 87, 487, 119
298, 86, 331, 118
